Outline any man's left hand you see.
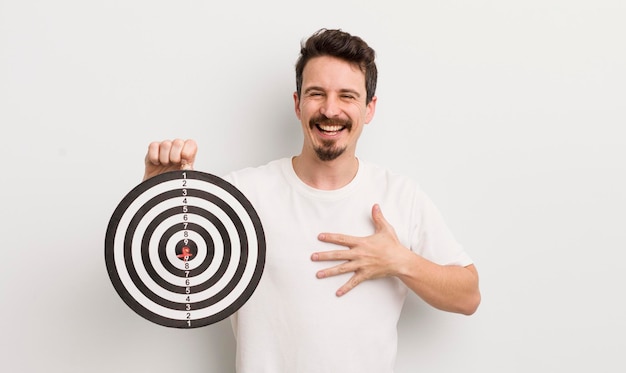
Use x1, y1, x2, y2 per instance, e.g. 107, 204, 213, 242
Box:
311, 204, 411, 296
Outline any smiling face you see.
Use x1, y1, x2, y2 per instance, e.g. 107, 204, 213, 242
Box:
294, 55, 377, 162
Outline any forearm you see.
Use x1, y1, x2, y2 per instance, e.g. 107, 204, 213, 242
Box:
396, 251, 481, 315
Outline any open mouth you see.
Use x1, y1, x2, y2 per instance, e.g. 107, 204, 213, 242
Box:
316, 123, 346, 135
311, 115, 352, 136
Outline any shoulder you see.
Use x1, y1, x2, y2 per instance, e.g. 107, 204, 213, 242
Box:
222, 158, 289, 193
359, 159, 423, 195
223, 158, 286, 180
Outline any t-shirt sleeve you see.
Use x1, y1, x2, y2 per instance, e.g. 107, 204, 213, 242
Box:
410, 188, 473, 267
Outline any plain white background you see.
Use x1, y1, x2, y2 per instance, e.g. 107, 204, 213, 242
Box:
1, 1, 624, 372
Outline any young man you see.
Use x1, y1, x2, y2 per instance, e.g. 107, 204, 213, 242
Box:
144, 28, 480, 373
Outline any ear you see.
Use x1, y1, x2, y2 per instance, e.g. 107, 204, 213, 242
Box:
365, 96, 377, 124
293, 92, 302, 120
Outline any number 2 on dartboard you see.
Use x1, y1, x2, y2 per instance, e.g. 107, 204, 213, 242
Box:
182, 172, 192, 327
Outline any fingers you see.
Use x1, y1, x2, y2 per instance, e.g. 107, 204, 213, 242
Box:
313, 247, 366, 297
371, 203, 390, 233
318, 204, 388, 245
146, 139, 197, 166
371, 203, 382, 227
158, 140, 174, 165
320, 269, 362, 297
311, 249, 354, 262
313, 203, 397, 297
145, 141, 162, 166
315, 260, 360, 280
180, 139, 197, 169
317, 232, 358, 247
314, 261, 362, 297
336, 275, 362, 297
144, 139, 197, 180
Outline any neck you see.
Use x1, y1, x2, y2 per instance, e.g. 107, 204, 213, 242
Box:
292, 153, 359, 190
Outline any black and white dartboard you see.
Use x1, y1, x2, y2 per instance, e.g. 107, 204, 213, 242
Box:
105, 170, 265, 328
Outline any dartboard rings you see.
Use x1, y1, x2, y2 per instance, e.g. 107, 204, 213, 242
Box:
105, 170, 265, 328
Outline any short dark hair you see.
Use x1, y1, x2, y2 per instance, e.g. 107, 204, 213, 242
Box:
295, 28, 377, 104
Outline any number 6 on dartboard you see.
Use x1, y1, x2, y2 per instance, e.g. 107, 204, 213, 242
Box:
105, 170, 266, 328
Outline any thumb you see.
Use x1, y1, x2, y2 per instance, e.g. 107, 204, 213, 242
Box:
371, 204, 388, 232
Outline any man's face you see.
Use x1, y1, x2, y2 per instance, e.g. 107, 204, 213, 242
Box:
294, 56, 376, 162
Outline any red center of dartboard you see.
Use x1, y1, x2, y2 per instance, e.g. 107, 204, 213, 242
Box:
177, 246, 194, 261
175, 239, 198, 261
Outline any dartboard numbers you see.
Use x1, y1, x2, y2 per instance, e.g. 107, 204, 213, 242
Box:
105, 170, 265, 328
180, 173, 192, 326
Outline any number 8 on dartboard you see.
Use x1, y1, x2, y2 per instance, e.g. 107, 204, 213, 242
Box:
105, 170, 266, 328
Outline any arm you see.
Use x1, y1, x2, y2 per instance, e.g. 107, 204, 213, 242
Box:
395, 254, 480, 315
143, 138, 198, 180
312, 204, 481, 315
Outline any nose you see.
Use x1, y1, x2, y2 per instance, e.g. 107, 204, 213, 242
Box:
319, 94, 341, 118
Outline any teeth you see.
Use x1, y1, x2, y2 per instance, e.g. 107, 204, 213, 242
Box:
319, 124, 343, 132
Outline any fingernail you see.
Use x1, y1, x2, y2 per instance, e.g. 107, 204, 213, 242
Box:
311, 253, 318, 261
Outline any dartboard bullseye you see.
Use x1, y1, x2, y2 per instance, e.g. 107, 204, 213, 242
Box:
105, 170, 265, 328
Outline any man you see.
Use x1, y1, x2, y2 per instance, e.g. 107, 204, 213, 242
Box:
144, 28, 480, 373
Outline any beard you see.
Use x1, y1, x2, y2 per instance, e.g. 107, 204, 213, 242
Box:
314, 140, 347, 161
310, 115, 352, 162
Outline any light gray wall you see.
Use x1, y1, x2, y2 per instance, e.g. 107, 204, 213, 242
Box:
1, 1, 624, 372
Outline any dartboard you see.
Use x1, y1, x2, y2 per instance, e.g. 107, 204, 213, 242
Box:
105, 170, 265, 328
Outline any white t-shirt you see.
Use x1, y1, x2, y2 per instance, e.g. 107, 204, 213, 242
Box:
223, 157, 472, 373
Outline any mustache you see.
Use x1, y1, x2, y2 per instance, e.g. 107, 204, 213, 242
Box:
309, 115, 352, 130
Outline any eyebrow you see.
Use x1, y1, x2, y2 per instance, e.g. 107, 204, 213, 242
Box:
304, 86, 362, 97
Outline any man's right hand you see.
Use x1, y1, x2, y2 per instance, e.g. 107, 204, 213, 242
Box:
143, 139, 198, 181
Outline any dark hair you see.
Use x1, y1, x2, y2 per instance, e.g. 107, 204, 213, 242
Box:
295, 28, 377, 104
